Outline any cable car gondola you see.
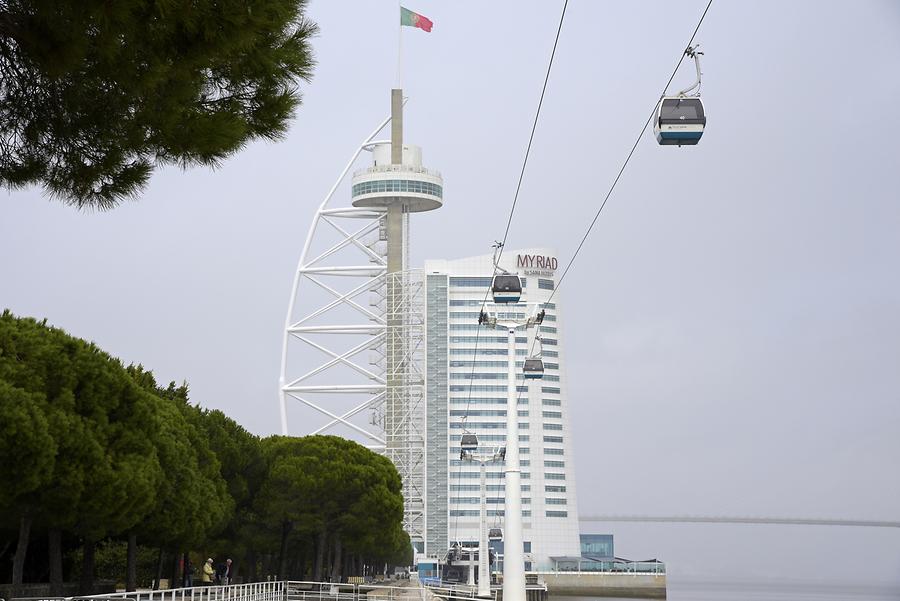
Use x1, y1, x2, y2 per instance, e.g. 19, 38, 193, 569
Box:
523, 358, 544, 380
523, 335, 545, 380
492, 274, 522, 304
654, 97, 706, 146
460, 432, 478, 460
488, 528, 503, 540
654, 45, 706, 147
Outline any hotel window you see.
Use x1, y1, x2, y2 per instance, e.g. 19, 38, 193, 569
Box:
546, 473, 566, 480
543, 423, 563, 431
539, 326, 557, 334
449, 360, 508, 368
543, 375, 560, 382
542, 387, 561, 394
450, 336, 508, 344
538, 279, 555, 290
543, 350, 559, 357
546, 511, 568, 518
450, 385, 508, 392
542, 399, 561, 406
546, 498, 567, 505
544, 460, 565, 468
544, 448, 564, 456
542, 338, 558, 346
542, 302, 557, 310
449, 410, 506, 417
517, 410, 529, 417
543, 436, 563, 443
449, 397, 505, 404
450, 324, 493, 331
545, 485, 567, 493
544, 363, 559, 370
451, 348, 508, 356
449, 277, 493, 287
520, 460, 530, 467
542, 411, 562, 419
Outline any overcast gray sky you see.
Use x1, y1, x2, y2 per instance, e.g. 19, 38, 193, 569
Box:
2, 0, 899, 594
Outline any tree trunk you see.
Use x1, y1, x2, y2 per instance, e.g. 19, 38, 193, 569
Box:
48, 528, 64, 596
330, 535, 342, 584
154, 547, 165, 590
278, 520, 292, 580
246, 550, 257, 583
324, 535, 333, 581
11, 514, 31, 588
314, 530, 326, 581
126, 533, 137, 591
169, 551, 179, 589
79, 539, 96, 595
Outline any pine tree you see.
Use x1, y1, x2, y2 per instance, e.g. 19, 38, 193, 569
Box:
0, 0, 317, 208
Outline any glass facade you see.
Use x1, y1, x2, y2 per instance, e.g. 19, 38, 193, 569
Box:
580, 534, 614, 559
425, 274, 448, 556
352, 179, 443, 197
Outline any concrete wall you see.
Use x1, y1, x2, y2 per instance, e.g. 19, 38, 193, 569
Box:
539, 572, 667, 599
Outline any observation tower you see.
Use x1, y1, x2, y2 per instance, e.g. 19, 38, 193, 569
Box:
279, 89, 442, 550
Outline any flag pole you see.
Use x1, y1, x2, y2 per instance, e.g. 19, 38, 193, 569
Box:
397, 1, 402, 88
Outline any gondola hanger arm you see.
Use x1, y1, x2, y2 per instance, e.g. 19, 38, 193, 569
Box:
676, 44, 704, 97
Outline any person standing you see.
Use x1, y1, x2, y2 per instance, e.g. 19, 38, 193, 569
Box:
223, 559, 233, 585
202, 558, 215, 585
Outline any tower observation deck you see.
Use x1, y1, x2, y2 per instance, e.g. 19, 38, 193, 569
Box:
280, 89, 441, 552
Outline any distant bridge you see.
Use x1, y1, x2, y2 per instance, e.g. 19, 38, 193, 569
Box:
579, 515, 900, 528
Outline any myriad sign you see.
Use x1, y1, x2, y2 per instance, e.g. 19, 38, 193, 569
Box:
516, 254, 558, 276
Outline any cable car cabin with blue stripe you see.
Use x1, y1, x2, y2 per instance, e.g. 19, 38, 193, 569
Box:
492, 274, 522, 303
654, 97, 706, 146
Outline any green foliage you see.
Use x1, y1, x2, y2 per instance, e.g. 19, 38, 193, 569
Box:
0, 379, 56, 517
0, 0, 318, 208
0, 311, 410, 585
0, 311, 164, 540
68, 540, 158, 588
256, 435, 407, 569
126, 366, 233, 549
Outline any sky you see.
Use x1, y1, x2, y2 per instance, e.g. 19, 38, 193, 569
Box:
2, 0, 899, 594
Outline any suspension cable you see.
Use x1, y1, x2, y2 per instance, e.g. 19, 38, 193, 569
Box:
452, 0, 570, 548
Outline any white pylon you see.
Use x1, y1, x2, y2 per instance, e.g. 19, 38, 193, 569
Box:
478, 305, 545, 601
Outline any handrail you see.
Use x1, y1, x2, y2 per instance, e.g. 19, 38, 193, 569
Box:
352, 164, 442, 179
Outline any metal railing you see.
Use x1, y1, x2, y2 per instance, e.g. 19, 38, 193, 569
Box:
7, 580, 506, 601
352, 164, 442, 179
12, 582, 286, 601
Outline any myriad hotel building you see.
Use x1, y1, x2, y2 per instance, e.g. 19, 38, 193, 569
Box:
422, 248, 581, 570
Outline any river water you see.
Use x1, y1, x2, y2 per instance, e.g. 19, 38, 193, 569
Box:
549, 580, 900, 601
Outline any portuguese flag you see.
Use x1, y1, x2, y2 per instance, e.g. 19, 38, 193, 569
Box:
401, 6, 433, 32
